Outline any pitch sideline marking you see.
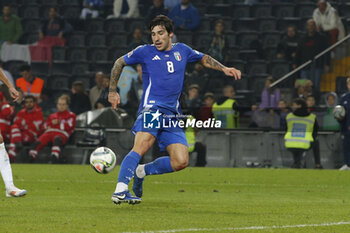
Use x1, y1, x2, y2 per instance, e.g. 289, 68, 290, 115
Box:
123, 221, 350, 233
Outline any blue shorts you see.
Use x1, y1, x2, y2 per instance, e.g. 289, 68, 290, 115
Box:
132, 111, 188, 151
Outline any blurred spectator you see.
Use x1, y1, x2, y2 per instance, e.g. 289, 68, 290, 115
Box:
127, 28, 146, 51
186, 84, 201, 118
37, 89, 56, 118
0, 60, 14, 86
89, 72, 105, 109
251, 77, 281, 129
313, 0, 345, 45
95, 76, 112, 109
80, 0, 104, 19
146, 0, 168, 25
8, 95, 44, 162
338, 78, 350, 170
207, 19, 229, 63
112, 0, 139, 18
294, 78, 313, 99
198, 92, 214, 121
185, 63, 209, 91
168, 0, 200, 30
117, 66, 139, 106
39, 7, 67, 41
322, 92, 339, 130
29, 95, 76, 163
0, 92, 15, 142
16, 65, 44, 99
212, 85, 239, 129
306, 94, 316, 112
131, 64, 143, 103
0, 4, 22, 45
164, 0, 181, 11
31, 7, 69, 65
70, 81, 91, 115
294, 19, 329, 94
277, 99, 290, 129
257, 76, 280, 109
305, 94, 323, 169
284, 98, 319, 168
276, 25, 299, 62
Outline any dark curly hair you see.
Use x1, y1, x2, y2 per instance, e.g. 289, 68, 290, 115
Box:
149, 15, 174, 34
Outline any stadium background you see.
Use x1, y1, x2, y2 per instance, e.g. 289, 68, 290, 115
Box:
0, 0, 349, 168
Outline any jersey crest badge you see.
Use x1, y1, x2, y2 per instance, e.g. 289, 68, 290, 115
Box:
174, 52, 181, 61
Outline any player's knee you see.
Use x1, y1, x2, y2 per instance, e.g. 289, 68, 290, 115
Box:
171, 155, 189, 171
53, 136, 63, 146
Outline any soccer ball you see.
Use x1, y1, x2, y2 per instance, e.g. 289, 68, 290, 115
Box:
333, 105, 346, 120
90, 147, 117, 174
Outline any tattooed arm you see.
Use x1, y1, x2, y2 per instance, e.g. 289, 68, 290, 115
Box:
200, 54, 241, 80
108, 57, 127, 110
109, 57, 127, 92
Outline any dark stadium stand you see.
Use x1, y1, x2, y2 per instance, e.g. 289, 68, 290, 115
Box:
90, 61, 114, 75
107, 33, 128, 48
52, 46, 67, 61
251, 3, 273, 18
85, 18, 105, 33
31, 61, 50, 76
67, 32, 86, 47
247, 60, 268, 76
49, 74, 70, 91
51, 61, 72, 76
86, 33, 106, 47
67, 48, 88, 61
71, 61, 90, 76
88, 47, 109, 62
272, 3, 295, 18
21, 18, 41, 33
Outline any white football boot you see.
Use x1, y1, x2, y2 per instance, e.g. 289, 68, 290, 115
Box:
6, 186, 27, 197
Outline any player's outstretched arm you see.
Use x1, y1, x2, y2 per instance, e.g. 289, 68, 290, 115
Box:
0, 68, 19, 101
200, 54, 241, 80
108, 57, 127, 110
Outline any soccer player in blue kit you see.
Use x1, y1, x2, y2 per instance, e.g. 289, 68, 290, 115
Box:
108, 15, 241, 204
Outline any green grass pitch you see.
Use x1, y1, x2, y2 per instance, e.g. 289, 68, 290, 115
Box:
1, 164, 350, 233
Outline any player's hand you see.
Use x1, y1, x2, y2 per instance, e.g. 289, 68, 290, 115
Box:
9, 87, 20, 102
108, 91, 120, 110
223, 67, 241, 80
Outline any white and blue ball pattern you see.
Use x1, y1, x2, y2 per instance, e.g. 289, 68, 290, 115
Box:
90, 147, 117, 174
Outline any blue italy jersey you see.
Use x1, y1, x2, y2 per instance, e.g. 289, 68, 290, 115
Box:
123, 43, 204, 115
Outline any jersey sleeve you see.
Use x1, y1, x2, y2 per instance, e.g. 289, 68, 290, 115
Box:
183, 44, 204, 63
123, 45, 146, 65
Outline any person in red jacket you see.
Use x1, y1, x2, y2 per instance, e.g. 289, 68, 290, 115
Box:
8, 95, 44, 162
29, 95, 76, 163
0, 92, 15, 143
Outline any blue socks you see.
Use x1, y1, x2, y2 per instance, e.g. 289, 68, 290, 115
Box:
145, 156, 173, 175
117, 151, 142, 185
